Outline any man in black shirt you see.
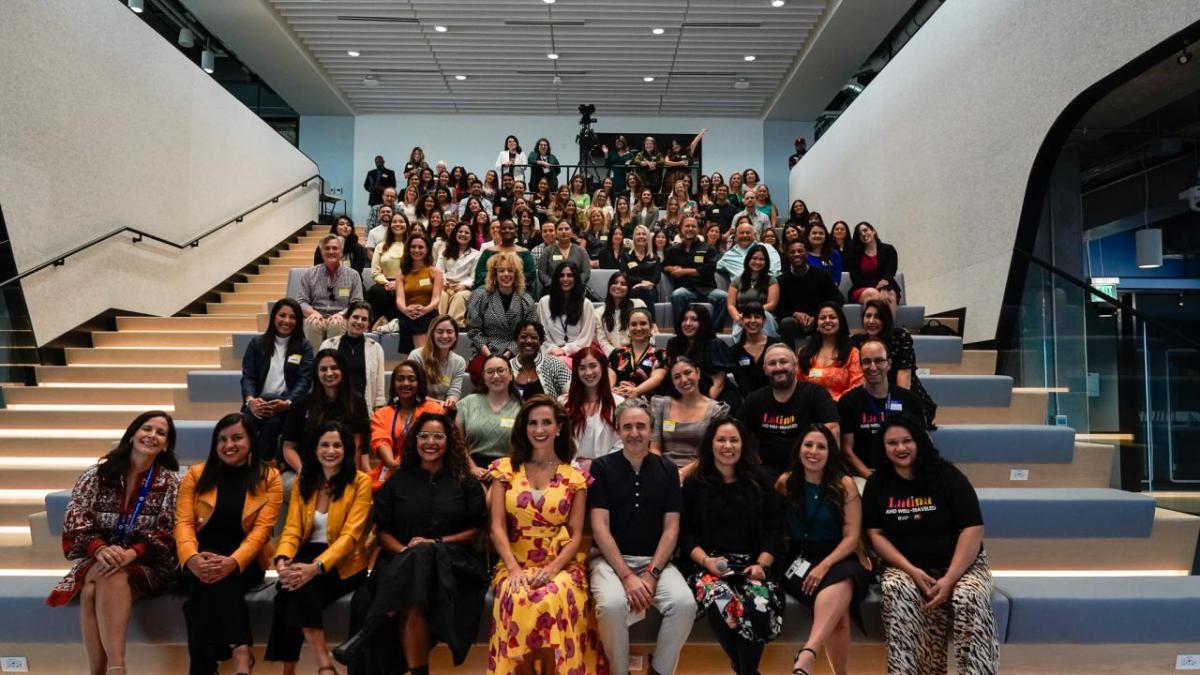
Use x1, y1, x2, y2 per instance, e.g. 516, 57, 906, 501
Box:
704, 183, 739, 234
589, 398, 695, 675
663, 215, 727, 330
838, 339, 926, 477
777, 239, 844, 348
363, 155, 396, 207
493, 173, 515, 219
738, 343, 839, 478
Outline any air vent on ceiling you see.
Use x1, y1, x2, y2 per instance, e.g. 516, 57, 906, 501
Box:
503, 20, 586, 26
370, 68, 441, 73
336, 15, 418, 23
516, 70, 587, 75
668, 71, 736, 77
682, 21, 762, 28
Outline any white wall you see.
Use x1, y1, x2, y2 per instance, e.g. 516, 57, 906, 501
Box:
351, 115, 764, 224
0, 0, 318, 343
789, 0, 1200, 343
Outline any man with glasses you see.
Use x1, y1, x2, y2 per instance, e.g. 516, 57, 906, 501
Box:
837, 339, 926, 478
296, 234, 364, 349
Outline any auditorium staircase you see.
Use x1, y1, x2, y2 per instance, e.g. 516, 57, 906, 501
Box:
0, 222, 1197, 673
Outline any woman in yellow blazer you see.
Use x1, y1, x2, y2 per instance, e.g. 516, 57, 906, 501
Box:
175, 413, 283, 675
266, 421, 372, 675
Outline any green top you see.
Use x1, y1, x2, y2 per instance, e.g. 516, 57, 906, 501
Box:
458, 393, 523, 462
472, 248, 538, 292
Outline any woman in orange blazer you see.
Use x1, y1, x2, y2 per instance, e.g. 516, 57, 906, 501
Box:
266, 421, 373, 675
175, 413, 283, 675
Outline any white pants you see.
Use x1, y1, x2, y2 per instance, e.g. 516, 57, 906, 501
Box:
589, 552, 696, 675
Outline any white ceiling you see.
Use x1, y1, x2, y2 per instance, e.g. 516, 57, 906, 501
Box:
267, 0, 829, 116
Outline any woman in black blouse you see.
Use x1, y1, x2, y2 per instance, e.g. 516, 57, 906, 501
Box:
281, 349, 371, 473
624, 224, 661, 308
863, 417, 997, 675
665, 304, 737, 407
335, 412, 487, 674
596, 224, 628, 270
681, 416, 784, 675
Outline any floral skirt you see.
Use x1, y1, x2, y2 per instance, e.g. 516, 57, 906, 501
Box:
687, 552, 785, 644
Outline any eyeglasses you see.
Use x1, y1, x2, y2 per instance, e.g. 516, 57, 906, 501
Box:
416, 432, 447, 442
484, 368, 509, 376
861, 358, 890, 367
326, 285, 337, 301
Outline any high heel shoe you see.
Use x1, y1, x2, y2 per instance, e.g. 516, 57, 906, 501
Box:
234, 653, 255, 675
332, 627, 370, 666
791, 647, 816, 675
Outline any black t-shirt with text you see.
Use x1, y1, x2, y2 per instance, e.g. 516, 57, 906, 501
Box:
838, 385, 926, 471
861, 465, 983, 572
738, 383, 839, 476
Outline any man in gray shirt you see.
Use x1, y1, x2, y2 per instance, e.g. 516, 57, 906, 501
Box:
731, 187, 772, 240
296, 234, 364, 348
366, 187, 399, 230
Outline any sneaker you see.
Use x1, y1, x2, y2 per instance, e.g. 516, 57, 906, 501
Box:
374, 319, 400, 335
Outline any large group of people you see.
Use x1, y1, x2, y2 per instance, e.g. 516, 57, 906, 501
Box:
50, 145, 997, 675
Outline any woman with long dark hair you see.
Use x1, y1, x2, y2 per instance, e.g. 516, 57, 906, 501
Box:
281, 349, 371, 473
395, 234, 445, 351
336, 413, 488, 674
632, 188, 659, 231
851, 300, 937, 427
176, 413, 282, 675
797, 302, 863, 401
603, 134, 636, 188
528, 137, 561, 191
805, 219, 843, 286
594, 270, 646, 355
485, 396, 604, 674
830, 220, 851, 257
864, 417, 997, 675
368, 360, 445, 490
241, 298, 313, 459
650, 356, 730, 473
596, 222, 628, 270
846, 221, 898, 304
367, 213, 410, 325
560, 346, 622, 471
727, 242, 780, 340
778, 425, 870, 675
609, 306, 668, 399
536, 219, 591, 295
537, 261, 597, 368
48, 411, 181, 675
495, 134, 527, 183
449, 165, 468, 202
788, 199, 810, 226
612, 194, 634, 237
320, 301, 388, 413
266, 422, 372, 674
681, 416, 784, 675
665, 304, 736, 405
434, 221, 481, 327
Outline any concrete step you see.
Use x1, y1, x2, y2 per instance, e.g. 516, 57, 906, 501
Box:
936, 389, 1048, 425
35, 365, 208, 385
205, 302, 265, 315
252, 267, 294, 279
0, 491, 54, 526
0, 457, 93, 489
1, 384, 179, 407
0, 409, 159, 430
232, 281, 287, 294
927, 350, 997, 376
958, 442, 1113, 488
115, 316, 258, 332
91, 332, 232, 348
218, 291, 281, 304
64, 348, 220, 367
0, 436, 117, 458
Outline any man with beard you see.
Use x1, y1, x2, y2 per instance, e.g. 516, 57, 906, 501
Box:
737, 343, 839, 479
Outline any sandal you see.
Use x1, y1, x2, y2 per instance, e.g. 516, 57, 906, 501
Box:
792, 647, 816, 675
234, 652, 255, 675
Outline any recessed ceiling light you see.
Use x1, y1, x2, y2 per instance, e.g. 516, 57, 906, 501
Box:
434, 25, 447, 32
363, 75, 378, 87
651, 28, 665, 35
455, 74, 467, 80
744, 55, 756, 62
547, 52, 559, 59
772, 0, 785, 6
643, 76, 655, 82
733, 78, 750, 89
543, 0, 556, 4
347, 50, 360, 57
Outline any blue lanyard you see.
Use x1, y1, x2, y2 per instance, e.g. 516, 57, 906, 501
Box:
867, 392, 893, 420
114, 465, 157, 546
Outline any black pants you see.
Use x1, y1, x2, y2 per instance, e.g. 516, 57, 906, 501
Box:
182, 562, 265, 675
265, 543, 366, 663
629, 284, 658, 310
706, 606, 765, 675
242, 405, 286, 464
366, 284, 397, 324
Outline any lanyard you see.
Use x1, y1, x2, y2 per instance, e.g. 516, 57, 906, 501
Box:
391, 406, 415, 450
866, 392, 893, 421
800, 487, 826, 549
114, 465, 157, 546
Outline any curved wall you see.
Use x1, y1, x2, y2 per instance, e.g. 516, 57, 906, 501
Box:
788, 1, 1200, 343
0, 0, 318, 343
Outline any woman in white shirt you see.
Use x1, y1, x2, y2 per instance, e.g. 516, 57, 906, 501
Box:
495, 135, 527, 184
536, 260, 596, 369
594, 271, 646, 356
558, 346, 622, 472
435, 221, 481, 328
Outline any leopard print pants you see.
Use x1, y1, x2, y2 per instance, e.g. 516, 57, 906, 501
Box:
879, 552, 999, 675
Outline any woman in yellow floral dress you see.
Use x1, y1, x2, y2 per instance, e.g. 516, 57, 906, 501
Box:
486, 395, 606, 675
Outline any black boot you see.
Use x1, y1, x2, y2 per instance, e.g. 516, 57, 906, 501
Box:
331, 625, 372, 666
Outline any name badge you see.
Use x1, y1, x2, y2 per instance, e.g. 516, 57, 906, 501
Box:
499, 417, 515, 429
600, 235, 608, 242
418, 278, 431, 287
693, 255, 705, 263
287, 354, 302, 365
887, 401, 904, 412
627, 261, 638, 269
785, 556, 812, 579
738, 356, 752, 366
337, 287, 350, 298
663, 420, 677, 433
809, 368, 825, 378
552, 254, 564, 261
641, 359, 654, 367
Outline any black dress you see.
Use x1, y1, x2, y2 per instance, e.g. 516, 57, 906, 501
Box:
347, 465, 488, 673
182, 466, 265, 675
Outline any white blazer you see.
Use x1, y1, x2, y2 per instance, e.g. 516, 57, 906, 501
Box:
495, 150, 528, 183
320, 335, 388, 412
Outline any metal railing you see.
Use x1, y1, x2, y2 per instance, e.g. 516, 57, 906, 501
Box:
0, 174, 323, 288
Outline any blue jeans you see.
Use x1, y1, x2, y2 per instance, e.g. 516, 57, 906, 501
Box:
670, 287, 728, 331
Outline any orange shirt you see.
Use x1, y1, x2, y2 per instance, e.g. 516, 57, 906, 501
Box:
369, 400, 446, 458
798, 346, 864, 401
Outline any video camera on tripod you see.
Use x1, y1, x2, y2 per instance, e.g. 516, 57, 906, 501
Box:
575, 104, 599, 157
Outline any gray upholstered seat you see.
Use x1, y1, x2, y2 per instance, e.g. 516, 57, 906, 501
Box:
921, 375, 1012, 407
977, 488, 1156, 538
932, 424, 1075, 463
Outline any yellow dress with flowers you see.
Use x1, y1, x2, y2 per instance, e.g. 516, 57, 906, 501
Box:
485, 458, 606, 675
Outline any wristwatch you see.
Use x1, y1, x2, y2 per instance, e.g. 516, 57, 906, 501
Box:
314, 560, 326, 575
649, 565, 663, 580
